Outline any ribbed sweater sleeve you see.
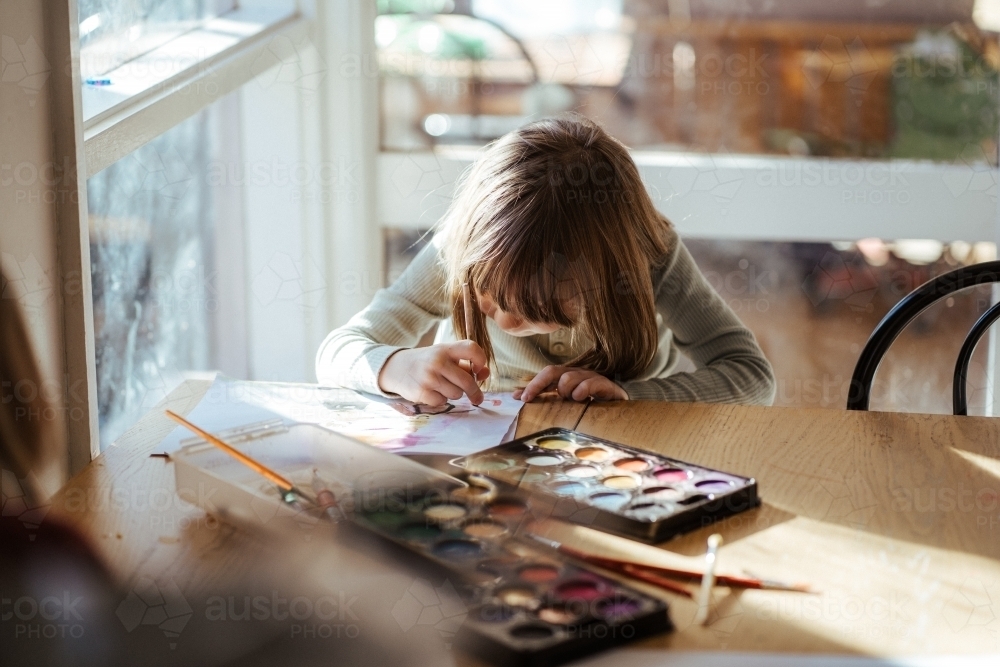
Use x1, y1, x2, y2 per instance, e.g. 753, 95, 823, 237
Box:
619, 235, 776, 405
315, 237, 449, 395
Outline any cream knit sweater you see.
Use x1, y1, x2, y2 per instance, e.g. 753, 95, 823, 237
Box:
316, 227, 776, 405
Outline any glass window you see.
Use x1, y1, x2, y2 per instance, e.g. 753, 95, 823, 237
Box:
77, 0, 227, 81
376, 0, 1000, 163
684, 238, 997, 414
87, 102, 239, 449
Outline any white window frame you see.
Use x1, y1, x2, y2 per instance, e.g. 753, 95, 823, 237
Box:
82, 4, 303, 176
378, 149, 999, 243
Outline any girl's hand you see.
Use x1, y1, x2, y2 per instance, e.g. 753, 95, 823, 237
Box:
378, 342, 490, 407
514, 366, 628, 403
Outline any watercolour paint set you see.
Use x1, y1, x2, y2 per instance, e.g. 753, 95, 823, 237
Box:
169, 418, 672, 667
352, 477, 671, 666
451, 427, 760, 542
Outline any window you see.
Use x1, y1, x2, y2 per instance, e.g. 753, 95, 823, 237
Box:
2, 0, 379, 468
87, 103, 238, 449
376, 0, 998, 161
75, 4, 320, 452
78, 0, 224, 82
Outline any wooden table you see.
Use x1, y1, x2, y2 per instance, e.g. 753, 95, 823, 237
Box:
49, 380, 1000, 661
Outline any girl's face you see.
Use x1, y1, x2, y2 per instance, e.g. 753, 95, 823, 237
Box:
477, 292, 573, 337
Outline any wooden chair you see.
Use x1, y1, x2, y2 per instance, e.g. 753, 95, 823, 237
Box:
847, 261, 1000, 414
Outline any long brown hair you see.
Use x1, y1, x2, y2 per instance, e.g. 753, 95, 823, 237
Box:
438, 114, 672, 382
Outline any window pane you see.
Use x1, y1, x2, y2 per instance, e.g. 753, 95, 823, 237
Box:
377, 1, 999, 162
683, 238, 997, 414
78, 0, 225, 80
87, 107, 224, 449
384, 228, 431, 286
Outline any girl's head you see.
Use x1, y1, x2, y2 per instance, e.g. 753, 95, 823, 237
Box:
439, 114, 672, 380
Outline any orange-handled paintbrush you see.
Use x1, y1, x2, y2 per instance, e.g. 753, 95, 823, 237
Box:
165, 410, 313, 505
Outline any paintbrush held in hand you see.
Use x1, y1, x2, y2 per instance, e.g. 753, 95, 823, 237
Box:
462, 282, 479, 384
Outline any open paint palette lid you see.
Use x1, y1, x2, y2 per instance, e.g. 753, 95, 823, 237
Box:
171, 420, 465, 530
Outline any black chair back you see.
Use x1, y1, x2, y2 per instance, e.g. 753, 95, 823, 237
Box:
847, 261, 1000, 413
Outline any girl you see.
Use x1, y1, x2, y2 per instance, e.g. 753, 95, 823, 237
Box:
316, 115, 775, 407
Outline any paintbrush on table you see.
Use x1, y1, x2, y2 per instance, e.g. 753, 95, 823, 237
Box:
529, 534, 694, 597
528, 533, 813, 597
695, 533, 722, 625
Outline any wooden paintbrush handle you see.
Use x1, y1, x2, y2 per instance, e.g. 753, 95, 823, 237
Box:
165, 410, 294, 492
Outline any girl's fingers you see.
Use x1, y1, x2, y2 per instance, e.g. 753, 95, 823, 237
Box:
571, 377, 606, 401
556, 371, 590, 399
571, 377, 626, 402
457, 358, 491, 382
513, 389, 523, 400
433, 374, 468, 402
520, 366, 566, 402
417, 387, 450, 407
415, 369, 465, 404
440, 363, 484, 405
446, 340, 488, 370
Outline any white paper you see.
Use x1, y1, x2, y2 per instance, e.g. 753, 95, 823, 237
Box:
155, 375, 521, 457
